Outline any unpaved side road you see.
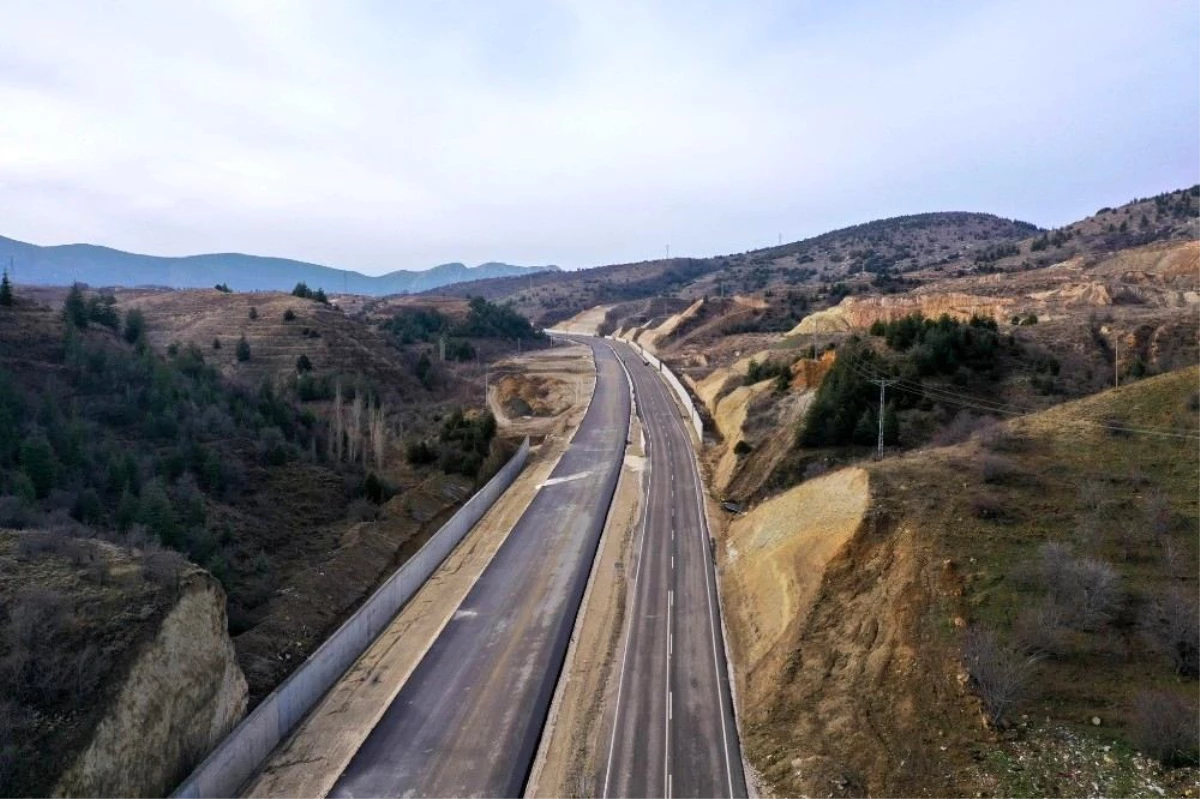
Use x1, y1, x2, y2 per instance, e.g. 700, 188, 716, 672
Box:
527, 410, 645, 798
244, 346, 596, 799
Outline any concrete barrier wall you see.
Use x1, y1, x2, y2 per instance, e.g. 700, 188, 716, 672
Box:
616, 336, 703, 440
174, 438, 531, 799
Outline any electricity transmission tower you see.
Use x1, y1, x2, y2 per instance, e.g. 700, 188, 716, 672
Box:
869, 378, 898, 455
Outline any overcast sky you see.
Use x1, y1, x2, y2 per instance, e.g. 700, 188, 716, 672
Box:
1, 1, 1196, 273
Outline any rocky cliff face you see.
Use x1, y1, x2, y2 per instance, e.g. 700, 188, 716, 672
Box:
54, 568, 247, 798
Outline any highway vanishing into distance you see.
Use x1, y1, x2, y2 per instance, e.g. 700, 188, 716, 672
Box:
602, 341, 747, 799
330, 338, 629, 798
327, 334, 744, 798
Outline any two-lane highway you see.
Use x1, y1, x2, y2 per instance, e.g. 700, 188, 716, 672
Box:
602, 340, 746, 798
330, 338, 629, 798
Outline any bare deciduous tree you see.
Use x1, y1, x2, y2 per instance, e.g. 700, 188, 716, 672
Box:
963, 626, 1041, 728
1132, 689, 1199, 766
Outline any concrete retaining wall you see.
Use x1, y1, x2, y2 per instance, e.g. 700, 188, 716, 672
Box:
173, 438, 531, 799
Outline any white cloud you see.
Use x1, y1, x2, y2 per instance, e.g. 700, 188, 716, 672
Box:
0, 0, 1195, 272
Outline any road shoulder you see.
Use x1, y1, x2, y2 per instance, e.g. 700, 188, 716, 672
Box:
244, 348, 596, 799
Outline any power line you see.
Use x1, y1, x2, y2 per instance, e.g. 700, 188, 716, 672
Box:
845, 359, 1200, 441
868, 377, 898, 454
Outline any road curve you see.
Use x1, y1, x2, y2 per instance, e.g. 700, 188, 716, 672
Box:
602, 340, 747, 799
329, 338, 629, 798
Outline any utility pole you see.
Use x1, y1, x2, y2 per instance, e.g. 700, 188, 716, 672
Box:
665, 244, 670, 260
1114, 336, 1119, 388
869, 378, 898, 455
484, 364, 489, 411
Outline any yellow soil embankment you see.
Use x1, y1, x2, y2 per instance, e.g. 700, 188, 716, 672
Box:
722, 467, 870, 704
711, 382, 773, 492
637, 298, 705, 353
554, 305, 613, 335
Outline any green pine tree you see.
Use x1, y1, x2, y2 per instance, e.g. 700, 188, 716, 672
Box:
852, 408, 876, 446
63, 283, 88, 329
882, 401, 900, 446
0, 271, 13, 307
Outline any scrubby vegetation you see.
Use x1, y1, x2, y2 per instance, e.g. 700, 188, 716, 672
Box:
405, 408, 497, 479
800, 314, 1007, 448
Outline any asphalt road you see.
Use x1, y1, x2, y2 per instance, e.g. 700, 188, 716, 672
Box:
329, 338, 629, 798
602, 341, 747, 799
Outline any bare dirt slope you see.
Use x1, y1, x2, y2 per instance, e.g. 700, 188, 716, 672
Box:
720, 367, 1199, 797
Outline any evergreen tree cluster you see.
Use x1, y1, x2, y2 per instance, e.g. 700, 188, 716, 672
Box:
61, 284, 121, 332
868, 312, 1001, 377
0, 327, 318, 568
405, 408, 497, 478
291, 282, 329, 304
798, 348, 899, 448
381, 297, 539, 356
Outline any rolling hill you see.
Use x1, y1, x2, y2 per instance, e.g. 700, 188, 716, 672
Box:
0, 235, 558, 295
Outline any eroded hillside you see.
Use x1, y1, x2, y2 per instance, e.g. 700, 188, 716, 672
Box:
718, 368, 1199, 797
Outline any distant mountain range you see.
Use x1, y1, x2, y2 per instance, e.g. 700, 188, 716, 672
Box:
0, 235, 559, 296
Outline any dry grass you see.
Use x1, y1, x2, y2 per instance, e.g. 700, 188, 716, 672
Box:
728, 366, 1198, 797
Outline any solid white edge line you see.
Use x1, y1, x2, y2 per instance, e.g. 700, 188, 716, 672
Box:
689, 440, 737, 798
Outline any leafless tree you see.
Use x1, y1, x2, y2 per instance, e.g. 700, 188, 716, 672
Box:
1143, 588, 1199, 678
369, 403, 387, 472
963, 626, 1040, 728
1132, 689, 1199, 766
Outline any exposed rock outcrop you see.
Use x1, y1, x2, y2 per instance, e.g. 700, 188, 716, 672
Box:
788, 291, 1014, 335
54, 568, 247, 798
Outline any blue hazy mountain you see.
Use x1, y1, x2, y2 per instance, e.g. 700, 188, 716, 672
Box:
0, 235, 558, 295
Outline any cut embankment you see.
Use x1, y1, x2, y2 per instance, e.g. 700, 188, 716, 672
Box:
722, 468, 869, 714
718, 366, 1199, 798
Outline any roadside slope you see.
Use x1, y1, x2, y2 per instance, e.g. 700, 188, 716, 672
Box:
720, 367, 1199, 797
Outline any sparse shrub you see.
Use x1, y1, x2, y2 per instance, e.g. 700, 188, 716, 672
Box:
296, 354, 313, 373
1036, 541, 1123, 631
969, 491, 1011, 522
248, 306, 258, 320
733, 440, 753, 456
1013, 600, 1070, 658
236, 335, 251, 362
962, 626, 1039, 728
141, 545, 185, 589
932, 411, 995, 446
283, 308, 297, 322
803, 460, 830, 480
976, 425, 1027, 453
406, 440, 437, 466
1142, 588, 1199, 678
1132, 689, 1199, 767
212, 337, 221, 350
980, 453, 1019, 484
346, 498, 377, 522
214, 282, 231, 292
